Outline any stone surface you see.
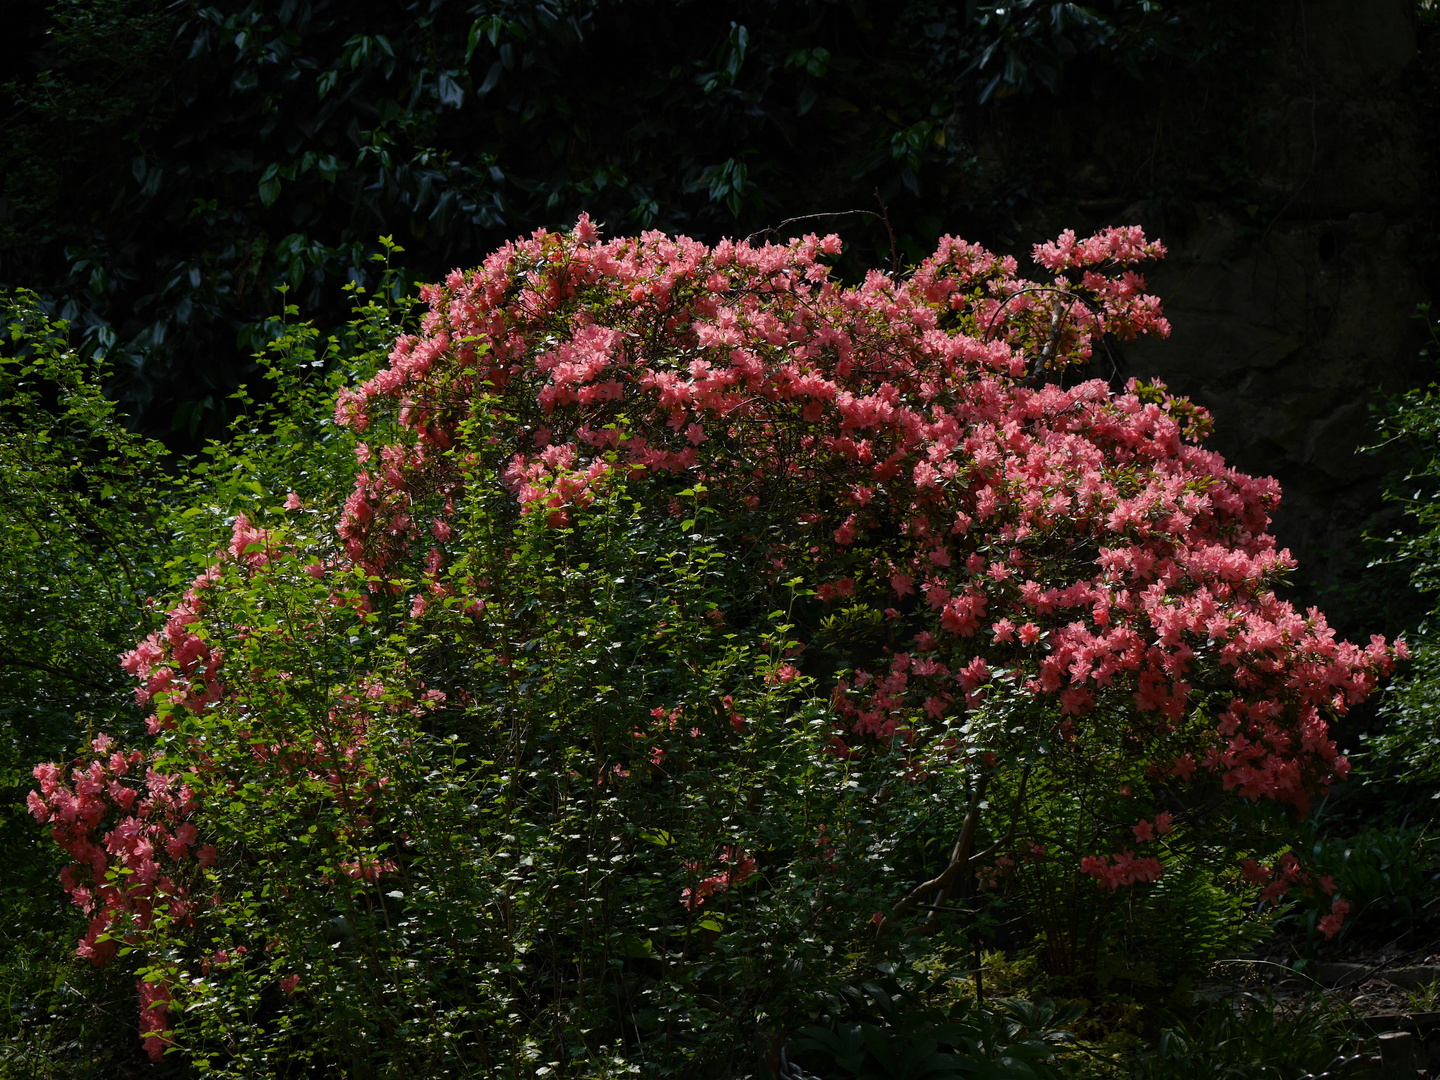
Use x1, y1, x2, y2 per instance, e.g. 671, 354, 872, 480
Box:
1072, 2, 1430, 624
1387, 967, 1440, 991
1316, 961, 1373, 987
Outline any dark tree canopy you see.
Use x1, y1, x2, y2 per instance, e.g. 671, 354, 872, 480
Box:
0, 0, 1263, 440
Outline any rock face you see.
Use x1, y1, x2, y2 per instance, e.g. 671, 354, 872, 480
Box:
1120, 0, 1429, 626
1123, 207, 1427, 622
969, 1, 1434, 632
1311, 961, 1440, 989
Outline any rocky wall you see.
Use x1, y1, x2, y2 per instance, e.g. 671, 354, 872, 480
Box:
975, 0, 1435, 634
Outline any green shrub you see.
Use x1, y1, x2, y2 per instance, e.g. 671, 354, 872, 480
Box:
789, 979, 1081, 1079
1364, 306, 1440, 788
0, 248, 412, 1076
0, 288, 177, 1077
1128, 992, 1352, 1080
1297, 820, 1436, 943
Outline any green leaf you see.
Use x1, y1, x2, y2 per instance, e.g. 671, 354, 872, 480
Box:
258, 163, 282, 208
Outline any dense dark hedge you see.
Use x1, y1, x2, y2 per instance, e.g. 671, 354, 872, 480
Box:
0, 0, 1264, 441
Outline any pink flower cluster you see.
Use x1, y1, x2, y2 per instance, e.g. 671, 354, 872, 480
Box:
121, 562, 225, 727
681, 846, 758, 910
27, 735, 211, 962
1080, 850, 1163, 890
1240, 852, 1350, 939
341, 857, 398, 882
1131, 812, 1173, 842
138, 977, 174, 1061
28, 733, 212, 1059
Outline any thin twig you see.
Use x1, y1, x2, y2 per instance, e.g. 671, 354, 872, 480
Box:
744, 209, 885, 246
980, 285, 1080, 342
874, 188, 900, 277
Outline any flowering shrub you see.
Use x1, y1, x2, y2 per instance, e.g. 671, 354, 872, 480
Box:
30, 218, 1400, 1071
324, 216, 1394, 943
329, 216, 1389, 814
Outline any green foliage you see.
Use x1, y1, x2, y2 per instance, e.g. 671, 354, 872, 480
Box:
0, 289, 171, 761
1127, 992, 1352, 1080
0, 289, 176, 1078
984, 771, 1271, 986
174, 241, 414, 555
1297, 820, 1437, 943
789, 979, 1081, 1080
0, 241, 410, 774
0, 256, 412, 1076
1365, 306, 1440, 786
131, 465, 996, 1075
1113, 861, 1273, 988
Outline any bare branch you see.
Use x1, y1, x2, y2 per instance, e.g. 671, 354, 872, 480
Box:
871, 766, 1032, 939
744, 209, 884, 247
872, 777, 987, 939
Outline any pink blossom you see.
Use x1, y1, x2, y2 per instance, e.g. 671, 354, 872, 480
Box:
1317, 897, 1350, 940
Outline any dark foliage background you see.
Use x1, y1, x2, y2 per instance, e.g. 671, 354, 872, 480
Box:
0, 0, 1268, 443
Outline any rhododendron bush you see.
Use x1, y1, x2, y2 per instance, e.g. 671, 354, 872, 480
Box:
29, 218, 1399, 1073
